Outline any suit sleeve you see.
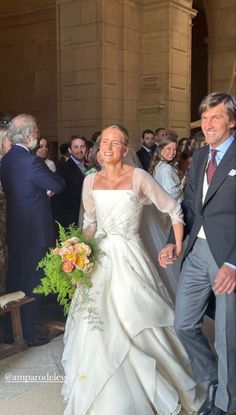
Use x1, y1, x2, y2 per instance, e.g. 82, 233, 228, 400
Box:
31, 156, 65, 193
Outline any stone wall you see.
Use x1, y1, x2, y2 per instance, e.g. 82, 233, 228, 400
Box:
0, 1, 57, 141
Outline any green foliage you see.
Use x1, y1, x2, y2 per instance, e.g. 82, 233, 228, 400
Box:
33, 223, 104, 316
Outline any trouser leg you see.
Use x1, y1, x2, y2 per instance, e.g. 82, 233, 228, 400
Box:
174, 238, 218, 383
5, 244, 47, 341
174, 238, 236, 412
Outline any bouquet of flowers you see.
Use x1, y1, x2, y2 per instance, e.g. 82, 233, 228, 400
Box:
34, 223, 103, 317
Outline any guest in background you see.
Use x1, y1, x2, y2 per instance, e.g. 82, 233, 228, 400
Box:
51, 135, 86, 230
177, 137, 188, 154
193, 130, 206, 150
35, 136, 56, 172
177, 149, 193, 188
57, 142, 70, 168
85, 142, 102, 175
84, 140, 94, 168
149, 134, 183, 203
136, 128, 154, 170
0, 114, 65, 346
91, 130, 101, 144
153, 128, 167, 151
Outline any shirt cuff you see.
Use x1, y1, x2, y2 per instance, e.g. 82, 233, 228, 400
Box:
224, 262, 236, 270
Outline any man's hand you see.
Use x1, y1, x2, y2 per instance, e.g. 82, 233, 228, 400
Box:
213, 264, 236, 294
158, 244, 177, 268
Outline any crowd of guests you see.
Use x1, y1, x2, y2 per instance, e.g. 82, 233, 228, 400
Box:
0, 91, 235, 415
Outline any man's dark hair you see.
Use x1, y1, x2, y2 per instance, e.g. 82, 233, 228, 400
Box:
142, 129, 154, 139
59, 142, 69, 155
91, 131, 101, 143
68, 135, 86, 148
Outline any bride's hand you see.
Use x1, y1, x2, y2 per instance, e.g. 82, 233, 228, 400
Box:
158, 244, 177, 268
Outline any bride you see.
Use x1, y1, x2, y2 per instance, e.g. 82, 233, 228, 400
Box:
61, 124, 205, 415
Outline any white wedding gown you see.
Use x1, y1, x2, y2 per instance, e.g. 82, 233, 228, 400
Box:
62, 169, 205, 415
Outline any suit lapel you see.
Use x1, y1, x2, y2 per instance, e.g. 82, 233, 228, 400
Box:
203, 139, 236, 206
194, 147, 209, 210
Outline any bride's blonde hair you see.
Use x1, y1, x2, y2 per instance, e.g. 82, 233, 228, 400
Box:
102, 124, 129, 146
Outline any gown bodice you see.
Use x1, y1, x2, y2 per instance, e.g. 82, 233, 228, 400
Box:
93, 190, 143, 239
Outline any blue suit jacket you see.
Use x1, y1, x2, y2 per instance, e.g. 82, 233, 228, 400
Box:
0, 145, 65, 247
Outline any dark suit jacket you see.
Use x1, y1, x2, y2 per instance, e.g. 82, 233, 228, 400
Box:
51, 157, 85, 227
0, 145, 65, 247
182, 138, 236, 268
136, 147, 153, 171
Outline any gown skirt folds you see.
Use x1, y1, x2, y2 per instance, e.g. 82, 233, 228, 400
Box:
62, 170, 205, 415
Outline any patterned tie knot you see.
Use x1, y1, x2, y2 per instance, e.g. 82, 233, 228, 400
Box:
210, 148, 217, 159
206, 149, 218, 184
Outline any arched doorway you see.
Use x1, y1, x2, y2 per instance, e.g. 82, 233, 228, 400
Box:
191, 0, 208, 123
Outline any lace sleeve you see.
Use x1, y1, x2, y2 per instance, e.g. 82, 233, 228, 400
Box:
133, 168, 184, 224
82, 174, 97, 237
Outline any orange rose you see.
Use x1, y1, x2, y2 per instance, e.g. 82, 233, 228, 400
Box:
62, 261, 74, 273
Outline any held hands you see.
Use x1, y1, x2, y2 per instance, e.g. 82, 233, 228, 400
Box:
158, 243, 182, 268
213, 264, 236, 294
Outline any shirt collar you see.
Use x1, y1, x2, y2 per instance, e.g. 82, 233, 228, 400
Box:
70, 155, 86, 172
142, 145, 152, 152
209, 135, 235, 159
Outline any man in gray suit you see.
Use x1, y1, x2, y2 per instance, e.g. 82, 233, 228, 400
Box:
159, 92, 236, 415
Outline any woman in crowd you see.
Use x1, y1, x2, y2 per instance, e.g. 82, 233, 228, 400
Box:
35, 136, 56, 172
149, 134, 183, 203
177, 149, 193, 188
0, 124, 12, 294
62, 124, 205, 415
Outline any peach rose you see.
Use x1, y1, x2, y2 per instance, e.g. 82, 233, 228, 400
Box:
62, 261, 74, 273
74, 242, 91, 256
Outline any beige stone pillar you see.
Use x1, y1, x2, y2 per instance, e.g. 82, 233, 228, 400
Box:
140, 0, 196, 138
57, 0, 142, 145
205, 2, 236, 94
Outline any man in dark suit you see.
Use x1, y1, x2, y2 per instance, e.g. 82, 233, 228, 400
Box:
0, 114, 65, 346
159, 92, 236, 415
136, 129, 154, 171
51, 135, 86, 229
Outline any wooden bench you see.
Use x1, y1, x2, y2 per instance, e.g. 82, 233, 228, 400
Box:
0, 296, 35, 359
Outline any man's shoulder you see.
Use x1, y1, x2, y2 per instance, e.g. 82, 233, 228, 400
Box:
137, 147, 149, 157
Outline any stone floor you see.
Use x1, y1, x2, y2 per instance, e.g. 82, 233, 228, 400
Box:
0, 335, 66, 414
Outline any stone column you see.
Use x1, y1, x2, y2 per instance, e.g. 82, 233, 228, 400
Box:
205, 2, 236, 94
56, 0, 142, 145
140, 0, 196, 137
